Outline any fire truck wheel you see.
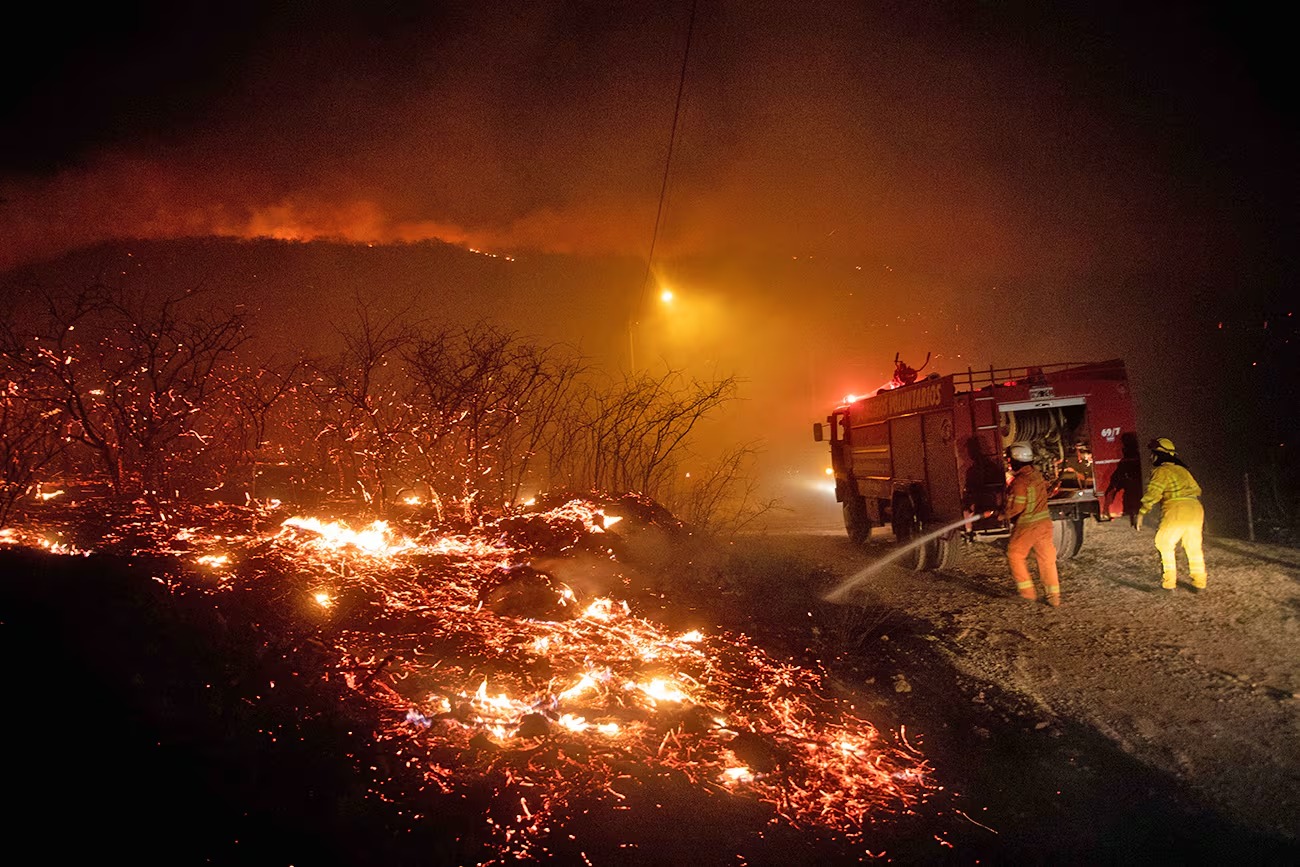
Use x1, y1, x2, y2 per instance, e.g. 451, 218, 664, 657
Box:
891, 495, 932, 571
1052, 516, 1085, 560
843, 496, 872, 545
932, 530, 963, 571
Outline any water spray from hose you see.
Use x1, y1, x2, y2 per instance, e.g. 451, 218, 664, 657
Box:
824, 512, 993, 604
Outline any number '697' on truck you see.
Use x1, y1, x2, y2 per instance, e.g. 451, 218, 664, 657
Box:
813, 359, 1141, 570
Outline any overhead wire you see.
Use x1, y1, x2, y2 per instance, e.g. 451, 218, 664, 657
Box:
634, 0, 699, 328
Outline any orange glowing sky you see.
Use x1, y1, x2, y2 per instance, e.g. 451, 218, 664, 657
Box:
2, 1, 1291, 288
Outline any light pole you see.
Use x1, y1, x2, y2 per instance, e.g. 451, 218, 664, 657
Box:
628, 315, 637, 373
628, 286, 675, 373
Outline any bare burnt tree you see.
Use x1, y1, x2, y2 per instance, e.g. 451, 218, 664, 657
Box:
227, 356, 309, 500
496, 345, 586, 506
398, 327, 467, 520
406, 323, 587, 519
103, 285, 250, 505
275, 365, 344, 500
314, 302, 418, 513
218, 358, 336, 504
666, 441, 780, 538
0, 371, 66, 526
553, 369, 739, 500
0, 278, 120, 488
0, 278, 249, 506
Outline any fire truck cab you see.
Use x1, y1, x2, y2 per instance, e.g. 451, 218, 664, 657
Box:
813, 360, 1140, 570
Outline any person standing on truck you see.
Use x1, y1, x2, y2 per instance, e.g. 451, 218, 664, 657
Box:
998, 442, 1061, 606
1136, 437, 1207, 592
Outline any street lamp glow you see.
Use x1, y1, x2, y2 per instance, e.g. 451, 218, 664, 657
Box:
660, 288, 674, 304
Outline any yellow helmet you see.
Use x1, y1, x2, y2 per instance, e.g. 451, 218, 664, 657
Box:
1008, 442, 1034, 463
1148, 437, 1177, 456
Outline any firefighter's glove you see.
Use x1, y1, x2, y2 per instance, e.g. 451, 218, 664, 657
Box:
1133, 513, 1143, 530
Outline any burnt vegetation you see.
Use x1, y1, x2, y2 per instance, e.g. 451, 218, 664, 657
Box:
0, 277, 773, 534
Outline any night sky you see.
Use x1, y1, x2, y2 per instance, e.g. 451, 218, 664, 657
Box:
2, 1, 1295, 529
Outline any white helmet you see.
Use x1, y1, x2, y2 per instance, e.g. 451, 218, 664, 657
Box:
1008, 442, 1034, 463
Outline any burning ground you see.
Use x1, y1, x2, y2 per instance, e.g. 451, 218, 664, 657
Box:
1, 496, 958, 865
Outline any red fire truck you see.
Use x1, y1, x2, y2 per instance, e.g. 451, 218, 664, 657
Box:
813, 359, 1140, 569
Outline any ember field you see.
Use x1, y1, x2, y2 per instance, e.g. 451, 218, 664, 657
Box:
2, 499, 1297, 865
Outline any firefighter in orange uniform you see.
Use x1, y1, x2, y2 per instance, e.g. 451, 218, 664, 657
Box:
1136, 437, 1207, 591
998, 442, 1061, 606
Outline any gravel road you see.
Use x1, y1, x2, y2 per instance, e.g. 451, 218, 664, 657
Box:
717, 518, 1300, 860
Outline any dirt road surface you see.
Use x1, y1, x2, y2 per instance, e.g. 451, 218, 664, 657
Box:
717, 517, 1300, 861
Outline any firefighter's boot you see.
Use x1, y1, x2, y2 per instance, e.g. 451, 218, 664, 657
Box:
1161, 572, 1177, 591
1190, 573, 1207, 592
1041, 577, 1061, 606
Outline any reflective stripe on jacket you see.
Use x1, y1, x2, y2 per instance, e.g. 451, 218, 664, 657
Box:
1139, 464, 1202, 517
1007, 465, 1051, 525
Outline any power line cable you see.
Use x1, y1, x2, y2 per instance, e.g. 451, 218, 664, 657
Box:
635, 0, 698, 321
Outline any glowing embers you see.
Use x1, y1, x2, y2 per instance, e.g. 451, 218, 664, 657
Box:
633, 676, 692, 706
421, 534, 507, 558
535, 498, 623, 533
555, 713, 620, 736
360, 565, 934, 855
277, 515, 505, 561
9, 497, 937, 858
406, 667, 700, 746
719, 763, 755, 786
279, 516, 416, 557
0, 526, 88, 555
581, 598, 627, 621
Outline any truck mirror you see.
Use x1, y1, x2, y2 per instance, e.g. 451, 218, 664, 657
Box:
812, 422, 824, 442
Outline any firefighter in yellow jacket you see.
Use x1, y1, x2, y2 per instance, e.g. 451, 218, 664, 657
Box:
998, 442, 1061, 606
1137, 437, 1207, 591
